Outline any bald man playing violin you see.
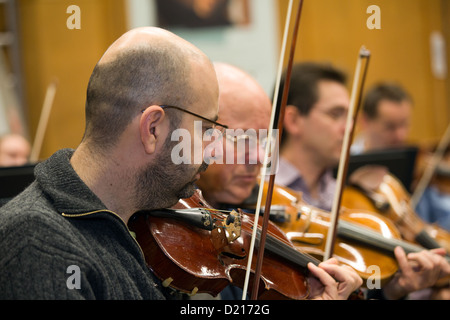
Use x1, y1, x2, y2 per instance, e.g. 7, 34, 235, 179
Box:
0, 27, 223, 299
196, 62, 363, 300
275, 62, 450, 299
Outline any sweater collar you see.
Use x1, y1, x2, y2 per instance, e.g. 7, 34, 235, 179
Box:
34, 148, 107, 215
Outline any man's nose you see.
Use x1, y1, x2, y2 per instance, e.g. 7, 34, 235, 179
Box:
245, 141, 263, 165
395, 127, 408, 143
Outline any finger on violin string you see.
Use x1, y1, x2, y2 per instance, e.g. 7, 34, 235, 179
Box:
406, 249, 445, 274
321, 257, 339, 265
318, 260, 360, 285
418, 249, 450, 277
393, 246, 410, 271
307, 262, 338, 288
429, 247, 447, 257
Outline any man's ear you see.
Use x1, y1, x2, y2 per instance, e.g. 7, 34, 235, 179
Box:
283, 105, 303, 137
140, 105, 166, 154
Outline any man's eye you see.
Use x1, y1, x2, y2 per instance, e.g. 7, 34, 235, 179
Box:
328, 109, 346, 120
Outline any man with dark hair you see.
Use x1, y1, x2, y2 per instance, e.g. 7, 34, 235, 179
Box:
277, 62, 347, 117
0, 27, 224, 299
275, 62, 349, 211
351, 82, 413, 154
352, 82, 450, 259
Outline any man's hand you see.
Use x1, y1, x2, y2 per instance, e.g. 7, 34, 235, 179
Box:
307, 258, 363, 300
382, 246, 450, 300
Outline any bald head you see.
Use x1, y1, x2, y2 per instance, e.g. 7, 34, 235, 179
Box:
0, 133, 30, 167
99, 27, 204, 65
214, 62, 271, 127
83, 27, 214, 150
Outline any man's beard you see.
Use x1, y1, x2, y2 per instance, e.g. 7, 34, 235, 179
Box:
133, 138, 209, 211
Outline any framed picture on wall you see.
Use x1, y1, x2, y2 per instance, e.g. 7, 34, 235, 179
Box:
156, 0, 250, 28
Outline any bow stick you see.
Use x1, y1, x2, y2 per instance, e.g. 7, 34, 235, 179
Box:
30, 78, 58, 162
240, 0, 304, 300
410, 121, 450, 208
323, 47, 371, 261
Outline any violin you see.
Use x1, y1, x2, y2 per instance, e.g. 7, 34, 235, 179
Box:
248, 183, 449, 287
414, 145, 450, 196
411, 124, 450, 211
342, 168, 450, 252
128, 189, 321, 300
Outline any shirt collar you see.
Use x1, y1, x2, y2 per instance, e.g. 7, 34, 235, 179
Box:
274, 156, 337, 211
274, 157, 303, 187
34, 148, 107, 214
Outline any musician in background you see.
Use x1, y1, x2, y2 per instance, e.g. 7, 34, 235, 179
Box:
352, 83, 450, 233
273, 62, 450, 299
351, 83, 413, 154
0, 133, 30, 167
197, 62, 363, 300
274, 62, 347, 212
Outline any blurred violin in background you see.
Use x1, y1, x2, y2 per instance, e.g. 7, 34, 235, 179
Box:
342, 167, 450, 253
414, 144, 450, 197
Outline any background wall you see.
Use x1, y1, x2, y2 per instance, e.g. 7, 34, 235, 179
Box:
127, 0, 280, 97
11, 0, 450, 161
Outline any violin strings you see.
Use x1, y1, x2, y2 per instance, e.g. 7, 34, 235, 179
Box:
206, 208, 294, 246
186, 206, 319, 264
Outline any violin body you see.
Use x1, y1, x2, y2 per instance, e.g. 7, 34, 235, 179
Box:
129, 208, 231, 297
342, 173, 450, 252
129, 189, 311, 300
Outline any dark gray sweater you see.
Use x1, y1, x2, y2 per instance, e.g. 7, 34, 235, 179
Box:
0, 149, 167, 299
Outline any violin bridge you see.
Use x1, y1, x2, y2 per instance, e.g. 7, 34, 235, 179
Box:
210, 210, 242, 251
222, 210, 241, 242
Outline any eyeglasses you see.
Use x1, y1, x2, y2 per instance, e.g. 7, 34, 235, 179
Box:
224, 131, 274, 153
142, 105, 228, 136
225, 133, 258, 145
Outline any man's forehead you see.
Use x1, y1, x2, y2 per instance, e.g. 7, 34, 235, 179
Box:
314, 82, 349, 107
375, 100, 412, 119
219, 97, 270, 126
378, 99, 412, 110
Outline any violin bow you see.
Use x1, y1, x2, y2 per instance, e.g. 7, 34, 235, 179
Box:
323, 47, 371, 261
30, 78, 58, 162
410, 121, 450, 209
241, 0, 304, 300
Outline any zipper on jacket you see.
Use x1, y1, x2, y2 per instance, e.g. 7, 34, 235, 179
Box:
62, 210, 147, 263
